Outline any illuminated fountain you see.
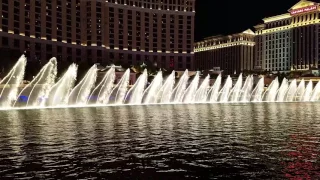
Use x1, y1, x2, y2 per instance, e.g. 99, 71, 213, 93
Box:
218, 75, 232, 102
310, 81, 320, 101
170, 70, 189, 103
285, 79, 297, 102
156, 71, 175, 103
46, 63, 78, 106
68, 64, 97, 105
239, 75, 253, 102
182, 71, 200, 103
194, 75, 210, 103
208, 74, 221, 102
276, 78, 289, 102
125, 69, 148, 104
14, 58, 57, 107
108, 69, 130, 104
1, 55, 320, 110
303, 80, 313, 102
142, 71, 163, 104
0, 55, 27, 108
88, 66, 115, 105
262, 77, 279, 102
250, 77, 264, 102
229, 74, 243, 102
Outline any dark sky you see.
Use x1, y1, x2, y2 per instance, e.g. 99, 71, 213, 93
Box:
195, 0, 301, 41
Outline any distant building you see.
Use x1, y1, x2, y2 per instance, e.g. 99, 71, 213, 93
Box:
194, 29, 255, 75
0, 0, 195, 71
254, 0, 320, 72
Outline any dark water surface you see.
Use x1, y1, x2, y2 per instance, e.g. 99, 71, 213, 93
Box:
0, 103, 320, 179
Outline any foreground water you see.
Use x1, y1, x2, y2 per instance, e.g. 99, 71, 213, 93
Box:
0, 103, 319, 179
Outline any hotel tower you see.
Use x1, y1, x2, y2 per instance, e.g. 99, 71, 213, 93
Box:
195, 0, 320, 74
194, 29, 256, 75
255, 0, 320, 72
0, 0, 195, 71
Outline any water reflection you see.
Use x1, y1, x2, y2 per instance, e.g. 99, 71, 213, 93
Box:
0, 103, 319, 179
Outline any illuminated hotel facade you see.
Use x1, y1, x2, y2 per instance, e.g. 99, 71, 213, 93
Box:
0, 0, 195, 70
255, 0, 320, 72
194, 29, 255, 74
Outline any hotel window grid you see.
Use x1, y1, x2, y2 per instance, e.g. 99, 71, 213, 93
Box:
0, 0, 195, 70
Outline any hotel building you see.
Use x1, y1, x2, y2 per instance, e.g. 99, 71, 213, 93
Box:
0, 0, 195, 71
255, 0, 320, 72
194, 29, 255, 75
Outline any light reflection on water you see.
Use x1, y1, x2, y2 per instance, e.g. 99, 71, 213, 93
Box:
0, 103, 320, 179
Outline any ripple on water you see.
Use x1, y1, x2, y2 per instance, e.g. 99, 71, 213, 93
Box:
0, 103, 320, 179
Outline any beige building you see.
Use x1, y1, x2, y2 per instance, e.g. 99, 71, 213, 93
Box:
194, 29, 255, 75
0, 0, 195, 71
255, 0, 320, 72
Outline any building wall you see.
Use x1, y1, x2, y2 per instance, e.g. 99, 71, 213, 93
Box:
0, 0, 195, 71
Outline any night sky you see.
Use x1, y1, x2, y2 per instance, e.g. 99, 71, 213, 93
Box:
195, 0, 302, 41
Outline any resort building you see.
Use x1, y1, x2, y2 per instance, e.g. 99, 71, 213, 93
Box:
254, 0, 320, 72
0, 0, 195, 71
194, 29, 255, 75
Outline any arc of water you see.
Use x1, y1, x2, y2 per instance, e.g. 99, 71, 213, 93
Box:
108, 69, 130, 104
142, 71, 163, 104
67, 64, 97, 105
294, 79, 305, 102
88, 66, 115, 104
194, 74, 210, 103
228, 73, 243, 102
14, 58, 57, 107
310, 81, 320, 101
47, 63, 78, 106
262, 77, 279, 102
276, 78, 288, 102
182, 71, 200, 103
0, 55, 27, 107
125, 69, 148, 104
156, 71, 175, 103
250, 77, 265, 102
285, 79, 297, 102
302, 80, 313, 102
218, 75, 233, 102
170, 70, 189, 103
208, 74, 222, 102
239, 75, 254, 102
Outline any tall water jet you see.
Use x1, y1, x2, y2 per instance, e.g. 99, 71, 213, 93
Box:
142, 71, 163, 104
182, 71, 200, 103
0, 55, 27, 107
88, 66, 115, 104
228, 73, 243, 102
208, 74, 222, 102
239, 75, 253, 102
194, 75, 210, 103
46, 63, 78, 106
285, 79, 297, 102
14, 58, 57, 107
302, 80, 313, 102
250, 77, 265, 102
218, 75, 233, 102
262, 77, 279, 102
125, 69, 148, 104
294, 79, 305, 101
156, 71, 175, 103
276, 78, 288, 102
67, 64, 97, 105
170, 70, 189, 103
108, 69, 130, 104
310, 81, 320, 101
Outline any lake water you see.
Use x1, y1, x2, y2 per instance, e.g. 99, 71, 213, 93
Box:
0, 103, 320, 179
